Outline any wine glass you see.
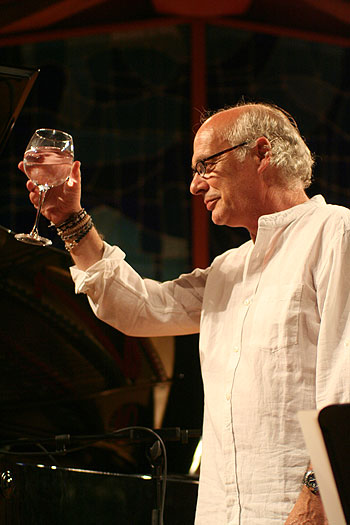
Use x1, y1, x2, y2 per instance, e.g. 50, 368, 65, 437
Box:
15, 128, 74, 246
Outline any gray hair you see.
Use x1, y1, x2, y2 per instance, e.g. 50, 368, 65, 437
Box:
213, 102, 315, 189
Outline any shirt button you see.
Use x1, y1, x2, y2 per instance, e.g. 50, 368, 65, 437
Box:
243, 298, 251, 306
226, 391, 231, 400
344, 339, 350, 347
233, 345, 239, 352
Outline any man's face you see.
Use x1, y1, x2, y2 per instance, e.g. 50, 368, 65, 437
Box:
191, 119, 263, 233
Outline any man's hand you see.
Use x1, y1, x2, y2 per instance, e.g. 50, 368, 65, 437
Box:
20, 159, 82, 225
285, 485, 328, 524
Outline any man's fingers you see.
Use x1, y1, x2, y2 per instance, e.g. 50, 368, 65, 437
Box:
67, 160, 81, 187
29, 191, 39, 207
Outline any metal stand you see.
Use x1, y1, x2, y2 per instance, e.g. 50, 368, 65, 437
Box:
148, 440, 164, 525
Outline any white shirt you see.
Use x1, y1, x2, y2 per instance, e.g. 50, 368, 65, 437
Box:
71, 195, 350, 524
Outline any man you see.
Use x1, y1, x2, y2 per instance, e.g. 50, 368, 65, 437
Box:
23, 102, 350, 524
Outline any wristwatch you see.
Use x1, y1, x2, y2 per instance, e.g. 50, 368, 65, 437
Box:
303, 469, 319, 495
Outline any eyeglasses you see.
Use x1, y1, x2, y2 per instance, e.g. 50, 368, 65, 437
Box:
192, 141, 248, 179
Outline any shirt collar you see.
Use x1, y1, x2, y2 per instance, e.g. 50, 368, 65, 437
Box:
258, 195, 326, 230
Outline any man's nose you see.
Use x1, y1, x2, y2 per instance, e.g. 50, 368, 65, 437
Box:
190, 173, 209, 195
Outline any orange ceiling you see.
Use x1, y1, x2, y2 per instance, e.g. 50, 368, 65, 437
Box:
0, 0, 349, 47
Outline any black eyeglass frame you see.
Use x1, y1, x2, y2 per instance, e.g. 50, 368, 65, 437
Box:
192, 141, 248, 179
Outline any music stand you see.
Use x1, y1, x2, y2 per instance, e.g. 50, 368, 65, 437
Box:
298, 404, 350, 525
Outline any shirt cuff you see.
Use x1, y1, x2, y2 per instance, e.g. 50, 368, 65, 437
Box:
70, 242, 126, 294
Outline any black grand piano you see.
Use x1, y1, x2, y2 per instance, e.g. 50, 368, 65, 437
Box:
0, 66, 201, 524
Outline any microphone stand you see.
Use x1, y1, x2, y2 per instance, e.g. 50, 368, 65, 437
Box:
148, 440, 164, 525
145, 428, 201, 525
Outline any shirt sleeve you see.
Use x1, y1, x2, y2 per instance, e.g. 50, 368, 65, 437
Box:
314, 224, 350, 409
70, 242, 208, 337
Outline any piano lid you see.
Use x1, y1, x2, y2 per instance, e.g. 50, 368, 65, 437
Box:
0, 65, 39, 156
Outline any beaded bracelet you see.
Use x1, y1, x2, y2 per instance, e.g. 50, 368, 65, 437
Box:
55, 208, 87, 233
55, 208, 94, 252
61, 218, 93, 252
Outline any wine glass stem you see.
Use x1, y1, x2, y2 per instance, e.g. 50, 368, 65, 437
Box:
30, 188, 47, 238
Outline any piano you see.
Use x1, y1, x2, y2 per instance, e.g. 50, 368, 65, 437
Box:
0, 65, 201, 524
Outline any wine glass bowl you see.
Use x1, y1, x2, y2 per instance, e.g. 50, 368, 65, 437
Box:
23, 129, 74, 189
15, 128, 74, 246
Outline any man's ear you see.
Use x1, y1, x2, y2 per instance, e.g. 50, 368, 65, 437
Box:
255, 136, 271, 173
256, 136, 271, 159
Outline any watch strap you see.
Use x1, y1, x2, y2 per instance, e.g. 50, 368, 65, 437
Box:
303, 469, 319, 495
